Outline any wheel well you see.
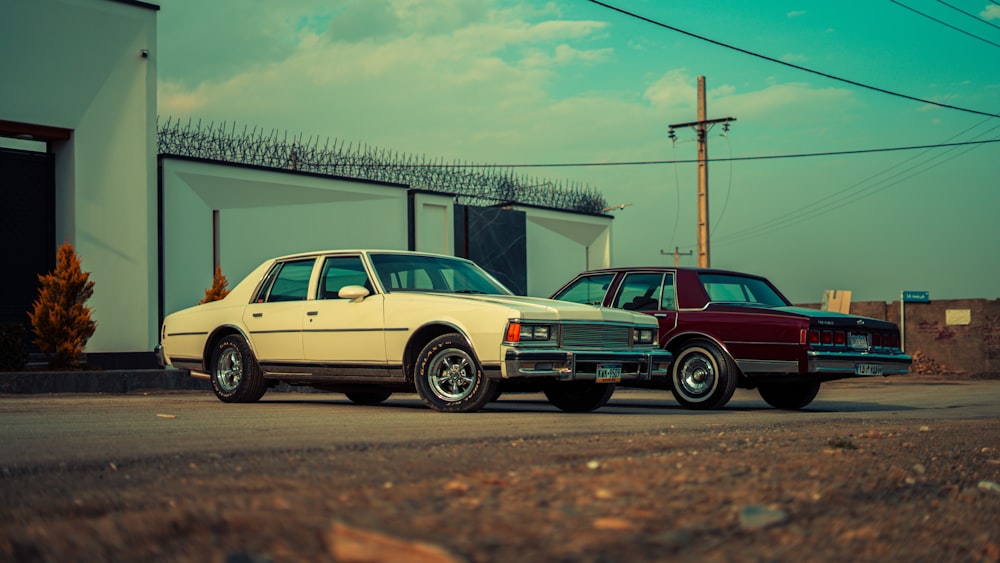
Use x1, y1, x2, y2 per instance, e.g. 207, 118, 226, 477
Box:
203, 326, 244, 366
665, 333, 749, 386
402, 324, 466, 383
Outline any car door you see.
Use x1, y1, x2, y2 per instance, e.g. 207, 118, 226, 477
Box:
610, 271, 678, 344
302, 254, 391, 377
243, 258, 316, 367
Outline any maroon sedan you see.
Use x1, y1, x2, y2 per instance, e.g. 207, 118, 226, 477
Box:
551, 267, 911, 410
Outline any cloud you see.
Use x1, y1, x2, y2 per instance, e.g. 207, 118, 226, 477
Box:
157, 1, 620, 164
643, 69, 698, 110
787, 10, 807, 18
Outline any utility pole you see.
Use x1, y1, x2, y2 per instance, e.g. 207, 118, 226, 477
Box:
660, 247, 693, 267
667, 76, 735, 268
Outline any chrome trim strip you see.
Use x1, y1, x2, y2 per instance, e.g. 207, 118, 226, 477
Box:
736, 359, 799, 374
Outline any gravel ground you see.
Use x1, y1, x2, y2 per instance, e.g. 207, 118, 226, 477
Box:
1, 401, 998, 563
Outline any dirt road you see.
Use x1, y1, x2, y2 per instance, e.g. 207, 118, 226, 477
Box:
1, 377, 998, 562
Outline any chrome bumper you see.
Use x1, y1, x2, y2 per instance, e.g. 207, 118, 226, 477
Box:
806, 350, 912, 376
502, 348, 673, 382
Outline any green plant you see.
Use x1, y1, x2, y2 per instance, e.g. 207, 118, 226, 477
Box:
28, 242, 97, 369
0, 322, 27, 371
200, 264, 231, 304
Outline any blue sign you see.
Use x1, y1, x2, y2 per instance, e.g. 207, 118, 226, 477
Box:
903, 291, 930, 303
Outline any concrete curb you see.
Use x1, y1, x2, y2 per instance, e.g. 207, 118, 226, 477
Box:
0, 369, 210, 394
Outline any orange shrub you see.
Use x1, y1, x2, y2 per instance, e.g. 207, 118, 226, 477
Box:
28, 242, 97, 369
200, 264, 231, 304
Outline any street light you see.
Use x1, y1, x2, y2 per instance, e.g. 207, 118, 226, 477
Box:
601, 203, 632, 213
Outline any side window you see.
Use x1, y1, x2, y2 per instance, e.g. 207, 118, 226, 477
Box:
661, 274, 676, 310
318, 256, 370, 299
256, 259, 315, 303
553, 274, 615, 306
614, 273, 664, 311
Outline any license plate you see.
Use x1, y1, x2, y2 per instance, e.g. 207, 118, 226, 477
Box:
849, 333, 869, 350
855, 363, 883, 376
596, 364, 622, 383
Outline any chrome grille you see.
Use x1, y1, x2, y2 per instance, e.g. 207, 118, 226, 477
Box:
561, 324, 631, 349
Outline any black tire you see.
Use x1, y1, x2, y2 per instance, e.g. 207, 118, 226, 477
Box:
758, 381, 821, 410
669, 339, 737, 410
345, 390, 392, 405
543, 381, 615, 412
209, 334, 267, 403
413, 333, 496, 413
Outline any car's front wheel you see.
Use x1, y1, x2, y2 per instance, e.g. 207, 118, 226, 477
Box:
543, 381, 615, 412
757, 381, 821, 410
210, 334, 267, 403
414, 333, 496, 413
669, 339, 737, 409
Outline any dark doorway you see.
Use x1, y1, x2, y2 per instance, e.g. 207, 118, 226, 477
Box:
0, 147, 56, 337
454, 205, 527, 295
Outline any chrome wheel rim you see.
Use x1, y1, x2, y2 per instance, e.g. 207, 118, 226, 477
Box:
428, 348, 476, 402
677, 351, 716, 399
215, 346, 243, 393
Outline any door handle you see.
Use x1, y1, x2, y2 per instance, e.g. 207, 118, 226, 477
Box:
307, 311, 318, 316
252, 313, 263, 318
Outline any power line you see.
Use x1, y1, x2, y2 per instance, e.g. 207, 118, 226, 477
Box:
711, 120, 1000, 245
712, 139, 987, 245
934, 0, 1000, 32
585, 0, 1000, 118
890, 0, 1000, 49
438, 138, 1000, 169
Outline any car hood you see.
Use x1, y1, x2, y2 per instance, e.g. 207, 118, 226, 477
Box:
406, 293, 657, 325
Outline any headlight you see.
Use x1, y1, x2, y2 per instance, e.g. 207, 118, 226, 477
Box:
633, 327, 657, 345
504, 321, 553, 343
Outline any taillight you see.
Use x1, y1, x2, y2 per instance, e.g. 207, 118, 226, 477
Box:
834, 331, 846, 346
888, 333, 899, 349
872, 334, 882, 348
805, 329, 821, 345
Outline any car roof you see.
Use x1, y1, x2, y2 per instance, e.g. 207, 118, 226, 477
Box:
271, 249, 463, 261
578, 266, 770, 279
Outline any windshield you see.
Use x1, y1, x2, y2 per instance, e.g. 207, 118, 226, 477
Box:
369, 253, 512, 295
699, 273, 789, 307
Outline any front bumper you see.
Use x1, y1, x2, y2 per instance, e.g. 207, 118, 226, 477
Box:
502, 348, 673, 382
806, 350, 912, 376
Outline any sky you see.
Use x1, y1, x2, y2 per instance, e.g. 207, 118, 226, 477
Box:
155, 0, 1000, 303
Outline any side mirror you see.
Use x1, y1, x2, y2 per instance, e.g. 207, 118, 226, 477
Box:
338, 285, 370, 303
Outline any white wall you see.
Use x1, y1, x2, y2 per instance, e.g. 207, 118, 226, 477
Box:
412, 192, 455, 255
518, 207, 613, 297
160, 158, 410, 315
0, 0, 158, 352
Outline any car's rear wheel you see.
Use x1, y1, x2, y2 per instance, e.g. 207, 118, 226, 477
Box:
758, 381, 821, 410
210, 334, 267, 403
543, 381, 615, 412
345, 390, 392, 405
670, 339, 737, 410
414, 333, 496, 413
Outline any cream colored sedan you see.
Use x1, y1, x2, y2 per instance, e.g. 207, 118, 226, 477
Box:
157, 250, 672, 413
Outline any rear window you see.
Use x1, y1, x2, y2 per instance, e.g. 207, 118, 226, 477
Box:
699, 273, 788, 307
